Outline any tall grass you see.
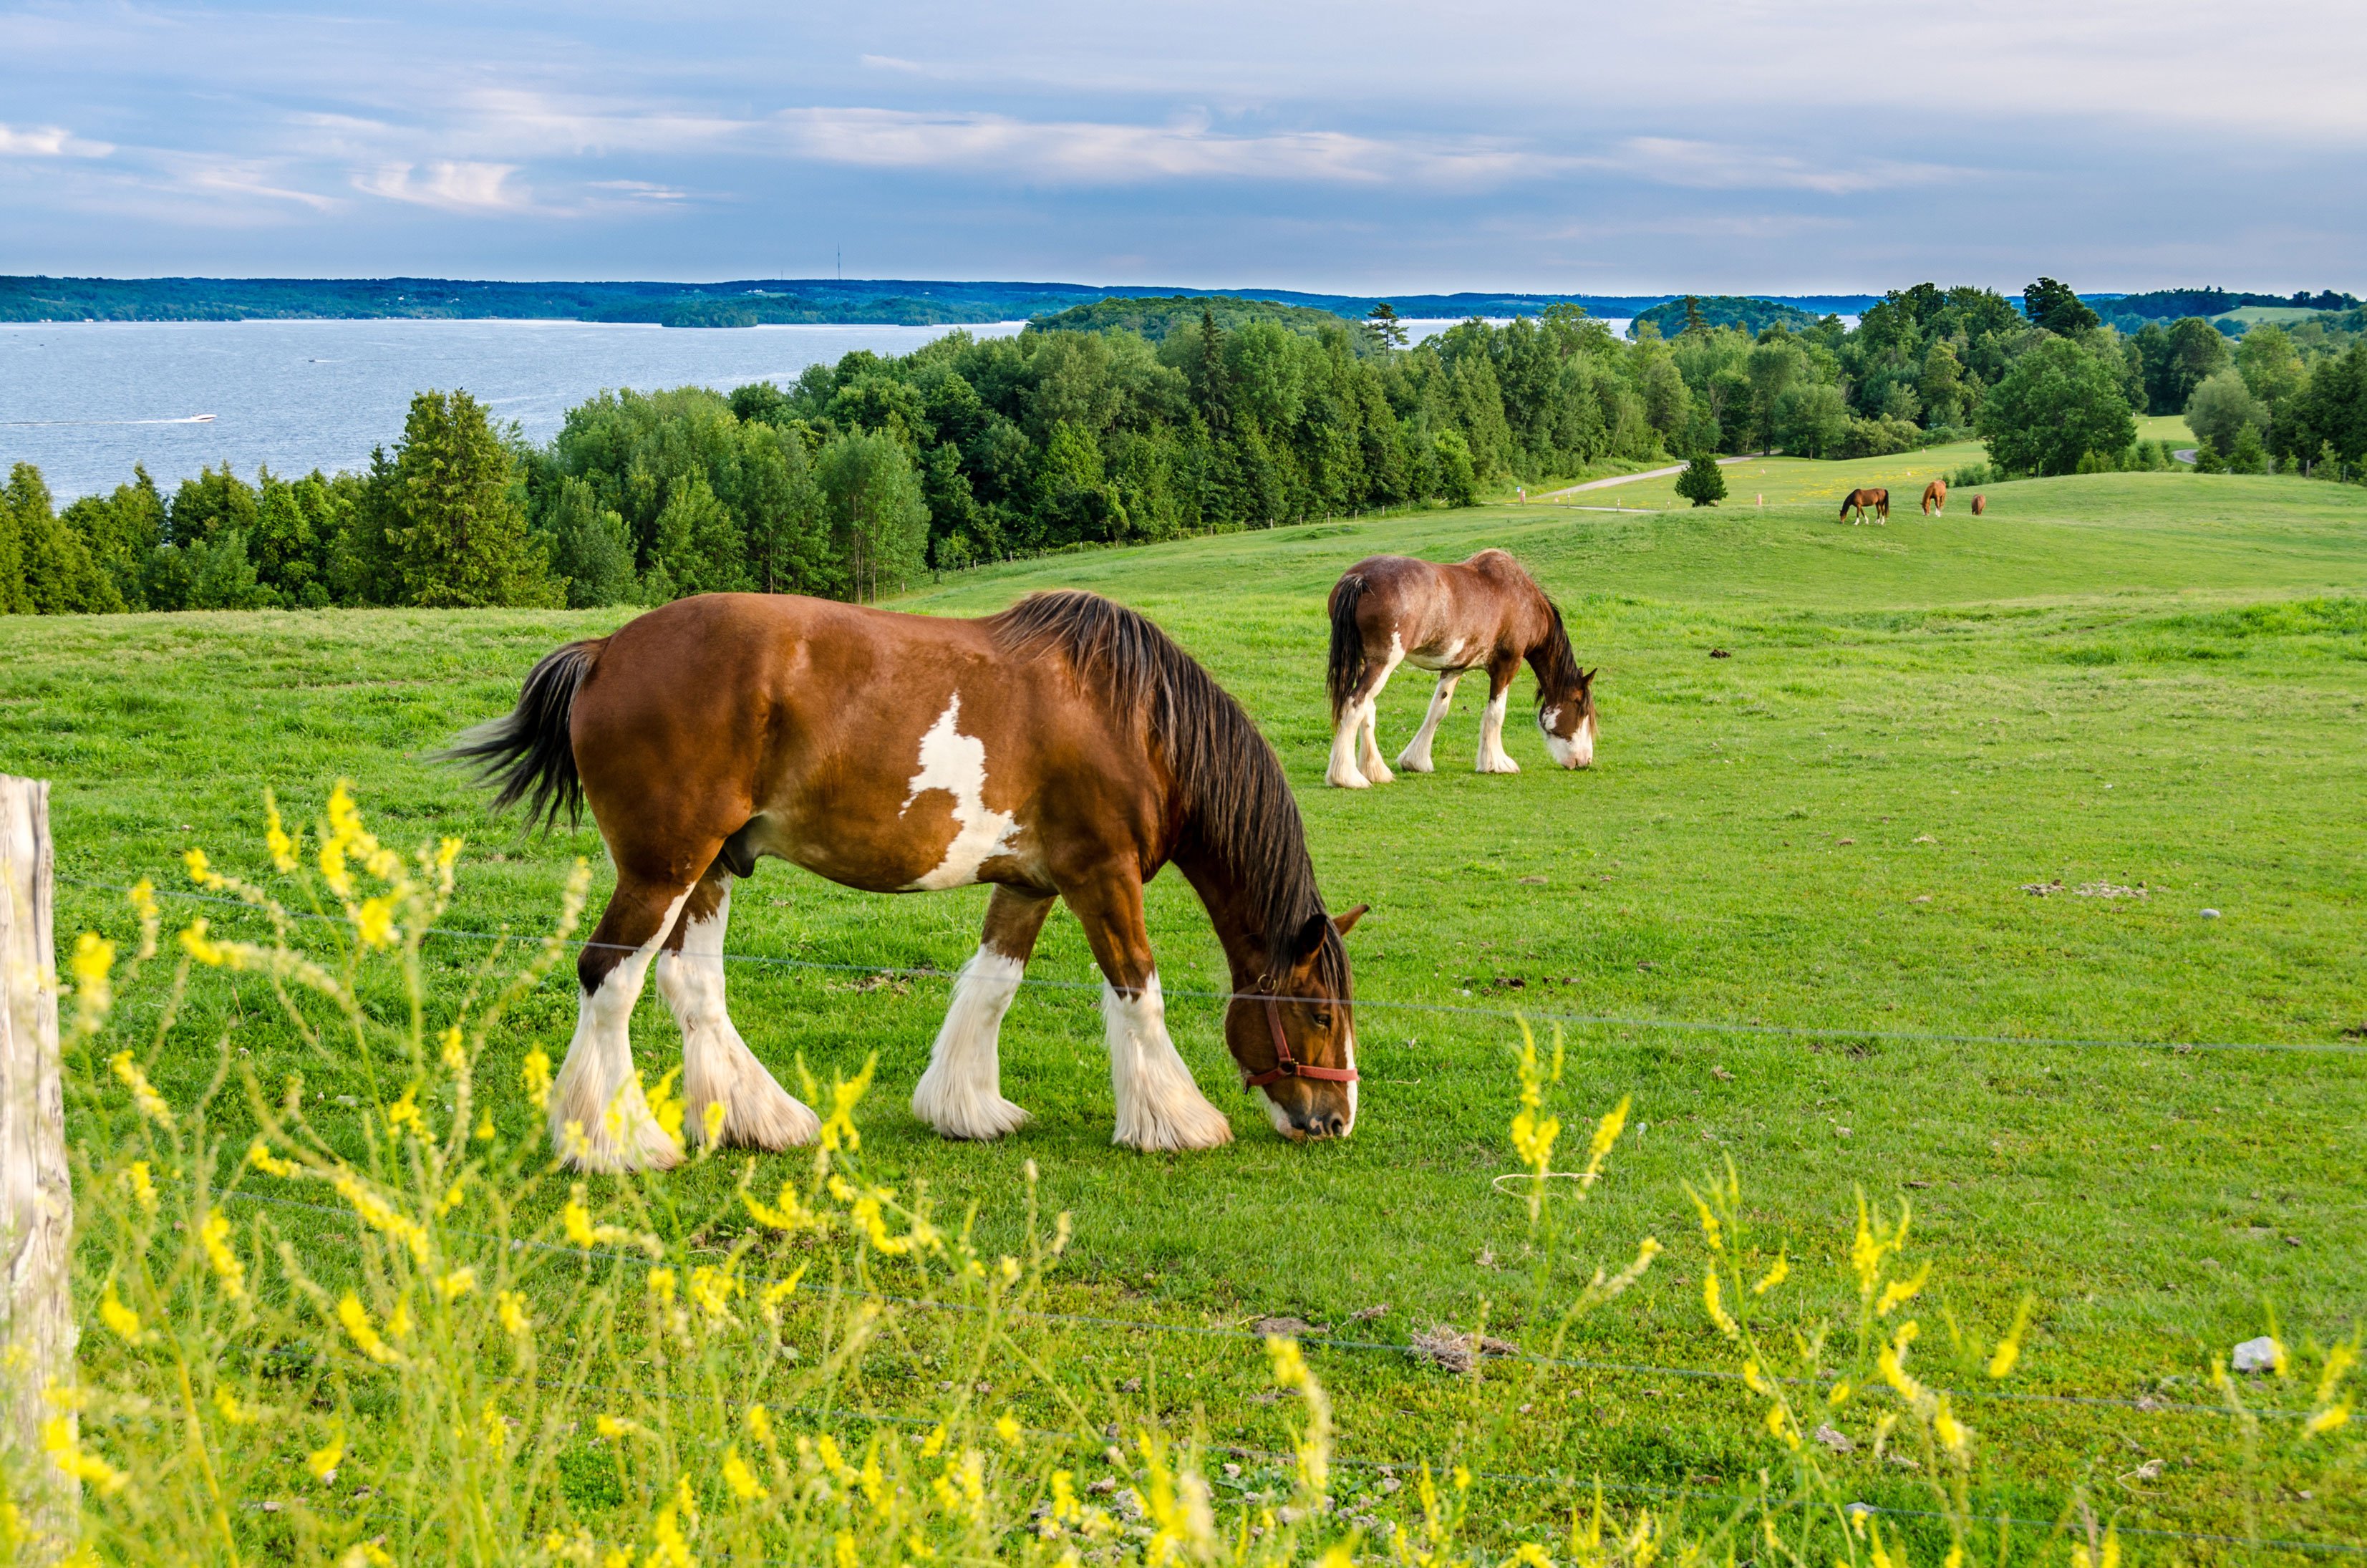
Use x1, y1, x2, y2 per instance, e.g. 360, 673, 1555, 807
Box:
18, 790, 2359, 1564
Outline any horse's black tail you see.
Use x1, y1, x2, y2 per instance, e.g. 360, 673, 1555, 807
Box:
439, 639, 606, 829
1326, 574, 1370, 721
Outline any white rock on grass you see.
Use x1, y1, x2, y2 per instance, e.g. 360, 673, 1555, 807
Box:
2231, 1335, 2281, 1373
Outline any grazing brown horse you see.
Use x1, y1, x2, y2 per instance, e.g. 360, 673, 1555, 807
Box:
452, 591, 1366, 1172
1841, 488, 1890, 525
1971, 494, 1988, 516
1922, 478, 1947, 516
1324, 550, 1596, 789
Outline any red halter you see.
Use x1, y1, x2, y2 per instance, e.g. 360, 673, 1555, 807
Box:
1244, 994, 1360, 1089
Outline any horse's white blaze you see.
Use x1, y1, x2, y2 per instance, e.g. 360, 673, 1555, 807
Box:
1539, 706, 1595, 769
1101, 972, 1233, 1152
552, 889, 691, 1173
655, 886, 818, 1151
1476, 688, 1520, 773
901, 694, 1021, 889
912, 948, 1031, 1140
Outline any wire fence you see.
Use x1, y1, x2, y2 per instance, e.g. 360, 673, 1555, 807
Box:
55, 873, 2367, 1058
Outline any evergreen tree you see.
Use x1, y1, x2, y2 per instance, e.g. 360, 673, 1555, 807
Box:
388, 390, 559, 607
646, 471, 748, 598
1363, 302, 1408, 350
6, 463, 118, 613
2022, 277, 2100, 336
1675, 453, 1728, 506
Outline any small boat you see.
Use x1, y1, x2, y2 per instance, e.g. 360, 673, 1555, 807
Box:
190, 413, 216, 422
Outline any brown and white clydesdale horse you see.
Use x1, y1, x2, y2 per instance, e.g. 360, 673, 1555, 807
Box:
1324, 550, 1597, 789
1841, 488, 1890, 525
451, 591, 1365, 1173
1922, 478, 1947, 516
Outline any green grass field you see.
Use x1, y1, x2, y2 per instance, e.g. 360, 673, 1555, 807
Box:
6, 452, 2364, 1552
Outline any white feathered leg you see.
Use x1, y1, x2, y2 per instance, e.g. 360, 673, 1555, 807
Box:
911, 947, 1032, 1139
656, 885, 818, 1151
1103, 973, 1232, 1152
1397, 669, 1460, 773
550, 891, 689, 1173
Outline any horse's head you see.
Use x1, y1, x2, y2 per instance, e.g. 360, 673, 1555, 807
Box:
1228, 904, 1367, 1141
1539, 667, 1599, 769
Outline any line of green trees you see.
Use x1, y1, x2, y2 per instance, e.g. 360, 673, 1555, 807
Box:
9, 286, 2367, 616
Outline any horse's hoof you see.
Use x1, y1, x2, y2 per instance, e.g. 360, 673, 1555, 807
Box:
914, 1090, 1031, 1141
1325, 769, 1370, 789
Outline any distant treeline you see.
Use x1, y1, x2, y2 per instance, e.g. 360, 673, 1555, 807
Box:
9, 283, 2367, 616
0, 274, 1877, 329
2097, 287, 2363, 321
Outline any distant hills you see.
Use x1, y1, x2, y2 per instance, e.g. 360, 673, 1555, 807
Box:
0, 275, 1883, 329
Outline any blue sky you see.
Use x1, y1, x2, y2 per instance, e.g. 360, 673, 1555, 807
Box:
1, 0, 2359, 294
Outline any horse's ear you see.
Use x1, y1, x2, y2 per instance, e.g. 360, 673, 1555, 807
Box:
1332, 903, 1370, 937
1293, 911, 1332, 960
1582, 667, 1598, 684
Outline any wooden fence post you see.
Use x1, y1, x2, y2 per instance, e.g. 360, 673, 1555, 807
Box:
0, 776, 74, 1547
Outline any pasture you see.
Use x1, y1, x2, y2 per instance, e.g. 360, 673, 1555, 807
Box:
6, 453, 2364, 1553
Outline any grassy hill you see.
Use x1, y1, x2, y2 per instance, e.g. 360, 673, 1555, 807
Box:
6, 458, 2363, 1547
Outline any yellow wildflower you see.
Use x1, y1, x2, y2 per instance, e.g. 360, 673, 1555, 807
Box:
496, 1290, 531, 1337
595, 1415, 634, 1439
437, 1180, 465, 1216
1752, 1252, 1790, 1295
648, 1501, 696, 1568
109, 1050, 175, 1129
42, 1417, 127, 1494
722, 1447, 765, 1501
353, 895, 400, 950
183, 846, 223, 889
2068, 1526, 2121, 1568
758, 1267, 808, 1324
122, 1161, 158, 1214
818, 1058, 876, 1153
126, 877, 161, 960
644, 1068, 686, 1148
688, 1265, 738, 1320
69, 931, 115, 1037
307, 1428, 344, 1480
996, 1410, 1024, 1448
745, 1405, 774, 1448
213, 1386, 253, 1426
647, 1269, 677, 1306
523, 1047, 553, 1111
263, 790, 301, 873
435, 1267, 477, 1302
246, 1140, 296, 1179
1703, 1269, 1738, 1338
2305, 1403, 2352, 1437
198, 1212, 247, 1302
336, 1294, 398, 1365
178, 918, 236, 968
1875, 1261, 1932, 1319
700, 1098, 726, 1150
98, 1282, 145, 1344
439, 1026, 468, 1073
329, 1168, 430, 1263
384, 1085, 427, 1138
1932, 1398, 1971, 1458
563, 1188, 600, 1248
1988, 1295, 2035, 1379
480, 1400, 505, 1456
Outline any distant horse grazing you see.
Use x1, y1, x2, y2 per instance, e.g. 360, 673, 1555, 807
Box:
1841, 488, 1890, 525
452, 591, 1366, 1172
1325, 549, 1597, 788
1922, 479, 1947, 516
1971, 494, 1988, 516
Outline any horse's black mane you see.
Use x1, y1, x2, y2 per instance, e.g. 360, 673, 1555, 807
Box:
1530, 599, 1586, 709
989, 590, 1346, 991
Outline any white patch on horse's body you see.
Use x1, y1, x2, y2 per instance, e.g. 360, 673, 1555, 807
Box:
1396, 669, 1461, 773
1100, 972, 1233, 1151
1476, 687, 1521, 773
655, 886, 818, 1151
551, 889, 692, 1173
901, 694, 1021, 889
912, 947, 1031, 1139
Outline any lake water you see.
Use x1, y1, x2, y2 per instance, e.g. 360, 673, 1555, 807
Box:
0, 319, 1026, 501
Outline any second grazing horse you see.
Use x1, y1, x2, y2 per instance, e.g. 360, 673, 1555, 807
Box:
1841, 488, 1890, 525
1324, 550, 1596, 788
1922, 479, 1947, 516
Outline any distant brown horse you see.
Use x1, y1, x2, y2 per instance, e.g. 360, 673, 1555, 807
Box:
1922, 478, 1947, 516
453, 591, 1366, 1171
1841, 488, 1890, 525
1324, 549, 1596, 788
1971, 494, 1988, 516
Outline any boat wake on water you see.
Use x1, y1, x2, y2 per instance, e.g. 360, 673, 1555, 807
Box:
1, 414, 216, 426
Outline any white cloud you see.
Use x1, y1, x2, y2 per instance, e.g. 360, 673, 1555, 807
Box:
0, 122, 112, 158
353, 161, 535, 213
1602, 138, 1962, 196
773, 107, 1548, 186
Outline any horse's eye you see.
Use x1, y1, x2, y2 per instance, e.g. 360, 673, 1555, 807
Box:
1310, 1008, 1333, 1029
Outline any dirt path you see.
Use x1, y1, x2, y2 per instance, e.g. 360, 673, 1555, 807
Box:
1534, 455, 1756, 501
